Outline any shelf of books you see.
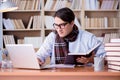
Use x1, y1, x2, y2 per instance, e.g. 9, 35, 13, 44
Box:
2, 0, 120, 49
84, 0, 120, 38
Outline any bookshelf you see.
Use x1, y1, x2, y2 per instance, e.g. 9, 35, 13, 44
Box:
1, 0, 120, 49
83, 0, 120, 37
2, 0, 43, 48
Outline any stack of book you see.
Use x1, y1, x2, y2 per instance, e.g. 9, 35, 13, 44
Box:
105, 38, 120, 71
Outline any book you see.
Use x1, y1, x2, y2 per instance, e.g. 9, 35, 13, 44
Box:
68, 42, 101, 56
105, 43, 120, 47
106, 52, 120, 56
105, 46, 120, 51
3, 18, 14, 30
108, 61, 120, 66
27, 16, 33, 29
108, 64, 120, 71
65, 42, 101, 65
85, 0, 90, 10
90, 0, 97, 10
110, 38, 120, 43
105, 56, 120, 61
113, 0, 119, 9
108, 69, 120, 72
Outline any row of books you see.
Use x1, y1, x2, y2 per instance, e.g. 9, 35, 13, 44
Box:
3, 19, 25, 30
45, 0, 119, 10
22, 15, 42, 29
3, 35, 42, 48
32, 16, 42, 29
100, 0, 119, 10
3, 15, 80, 30
3, 16, 119, 30
3, 15, 42, 30
45, 0, 82, 10
10, 0, 42, 10
3, 35, 15, 47
85, 17, 119, 29
104, 38, 120, 71
85, 0, 99, 10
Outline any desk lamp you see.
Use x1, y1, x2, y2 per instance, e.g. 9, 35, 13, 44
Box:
0, 0, 18, 66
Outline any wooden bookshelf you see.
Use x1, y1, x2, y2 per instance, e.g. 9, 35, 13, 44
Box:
2, 0, 43, 47
1, 0, 120, 48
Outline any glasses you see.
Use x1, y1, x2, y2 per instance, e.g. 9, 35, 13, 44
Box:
53, 22, 68, 29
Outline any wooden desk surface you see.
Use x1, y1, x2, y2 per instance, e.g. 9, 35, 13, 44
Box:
0, 66, 120, 80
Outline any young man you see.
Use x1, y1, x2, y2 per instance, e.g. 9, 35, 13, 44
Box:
36, 7, 106, 65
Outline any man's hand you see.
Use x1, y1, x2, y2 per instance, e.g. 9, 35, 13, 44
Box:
37, 58, 44, 65
76, 52, 95, 64
76, 56, 89, 64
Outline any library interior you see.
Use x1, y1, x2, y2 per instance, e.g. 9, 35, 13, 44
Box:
0, 0, 120, 80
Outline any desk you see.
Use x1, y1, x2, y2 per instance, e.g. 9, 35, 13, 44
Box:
0, 66, 120, 80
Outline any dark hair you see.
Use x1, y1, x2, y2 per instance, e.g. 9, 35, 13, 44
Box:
54, 7, 75, 23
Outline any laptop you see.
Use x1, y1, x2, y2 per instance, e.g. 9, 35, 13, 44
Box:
6, 44, 47, 69
6, 44, 75, 69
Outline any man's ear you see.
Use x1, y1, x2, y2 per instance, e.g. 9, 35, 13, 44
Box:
71, 21, 74, 27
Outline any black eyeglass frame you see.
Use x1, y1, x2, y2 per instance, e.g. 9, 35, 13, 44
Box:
53, 22, 68, 29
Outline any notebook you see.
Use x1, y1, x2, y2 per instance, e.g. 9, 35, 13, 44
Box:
6, 44, 74, 69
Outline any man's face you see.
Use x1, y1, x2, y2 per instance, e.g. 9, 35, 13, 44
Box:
53, 17, 74, 38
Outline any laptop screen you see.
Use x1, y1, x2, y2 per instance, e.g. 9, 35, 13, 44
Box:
6, 44, 40, 69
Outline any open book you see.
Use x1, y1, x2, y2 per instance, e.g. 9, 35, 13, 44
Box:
68, 42, 101, 56
64, 42, 101, 65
